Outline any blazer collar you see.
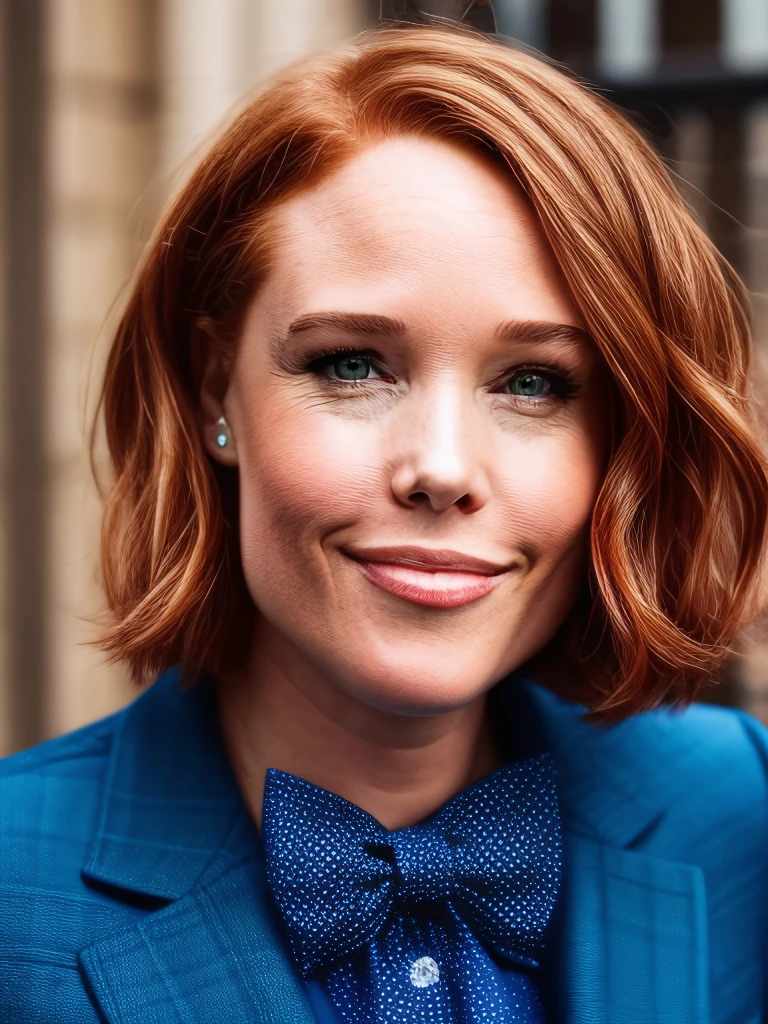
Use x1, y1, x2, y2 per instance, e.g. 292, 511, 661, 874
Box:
81, 667, 248, 901
500, 676, 666, 847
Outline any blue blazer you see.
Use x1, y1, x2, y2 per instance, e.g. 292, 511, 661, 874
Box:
1, 666, 767, 1024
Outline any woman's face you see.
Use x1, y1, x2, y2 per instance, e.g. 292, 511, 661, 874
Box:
203, 136, 609, 715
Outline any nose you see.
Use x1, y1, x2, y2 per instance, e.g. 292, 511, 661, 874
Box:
389, 384, 492, 513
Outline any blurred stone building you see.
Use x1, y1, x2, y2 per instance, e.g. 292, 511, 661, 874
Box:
1, 0, 767, 755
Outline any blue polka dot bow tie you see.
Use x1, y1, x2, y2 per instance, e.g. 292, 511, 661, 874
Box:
261, 753, 562, 1023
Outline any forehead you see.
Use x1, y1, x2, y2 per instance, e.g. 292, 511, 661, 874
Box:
259, 136, 581, 329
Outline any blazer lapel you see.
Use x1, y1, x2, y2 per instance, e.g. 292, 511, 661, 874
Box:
512, 678, 711, 1024
77, 670, 316, 1024
80, 843, 316, 1024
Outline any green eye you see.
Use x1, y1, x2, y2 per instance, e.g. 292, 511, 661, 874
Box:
507, 371, 551, 397
330, 354, 373, 381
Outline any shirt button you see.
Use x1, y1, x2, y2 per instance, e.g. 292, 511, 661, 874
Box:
410, 956, 440, 988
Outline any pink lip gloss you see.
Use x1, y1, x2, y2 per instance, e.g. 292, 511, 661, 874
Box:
355, 560, 506, 608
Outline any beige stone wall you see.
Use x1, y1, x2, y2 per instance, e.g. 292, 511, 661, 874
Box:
42, 0, 160, 742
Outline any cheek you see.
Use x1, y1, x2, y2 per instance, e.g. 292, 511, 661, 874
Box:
236, 396, 380, 573
494, 426, 603, 589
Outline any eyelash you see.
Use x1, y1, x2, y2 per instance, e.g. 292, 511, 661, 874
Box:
303, 345, 582, 402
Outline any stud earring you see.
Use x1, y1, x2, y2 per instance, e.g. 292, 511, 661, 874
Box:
214, 416, 231, 449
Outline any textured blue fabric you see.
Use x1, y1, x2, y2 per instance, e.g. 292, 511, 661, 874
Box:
0, 666, 767, 1023
261, 755, 561, 1022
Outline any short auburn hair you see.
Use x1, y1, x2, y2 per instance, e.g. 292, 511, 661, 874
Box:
89, 24, 768, 722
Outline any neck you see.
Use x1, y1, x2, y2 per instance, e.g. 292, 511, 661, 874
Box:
215, 624, 504, 832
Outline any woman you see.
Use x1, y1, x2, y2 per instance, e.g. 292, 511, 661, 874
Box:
1, 23, 767, 1024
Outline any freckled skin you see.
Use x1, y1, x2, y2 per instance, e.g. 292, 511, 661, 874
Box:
200, 136, 608, 827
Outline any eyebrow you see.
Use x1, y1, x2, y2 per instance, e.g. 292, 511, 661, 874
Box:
279, 311, 593, 347
285, 311, 408, 337
494, 319, 593, 347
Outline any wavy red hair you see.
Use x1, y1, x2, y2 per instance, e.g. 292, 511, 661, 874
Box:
88, 24, 768, 722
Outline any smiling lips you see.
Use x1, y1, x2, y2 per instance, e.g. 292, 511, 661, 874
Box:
344, 545, 510, 609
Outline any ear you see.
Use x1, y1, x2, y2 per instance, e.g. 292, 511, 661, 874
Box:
192, 323, 239, 468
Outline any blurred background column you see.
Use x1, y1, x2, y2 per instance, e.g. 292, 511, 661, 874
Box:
44, 0, 160, 740
494, 0, 547, 49
1, 0, 48, 754
161, 0, 365, 173
723, 0, 768, 72
597, 0, 659, 77
0, 3, 7, 756
725, 0, 768, 341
